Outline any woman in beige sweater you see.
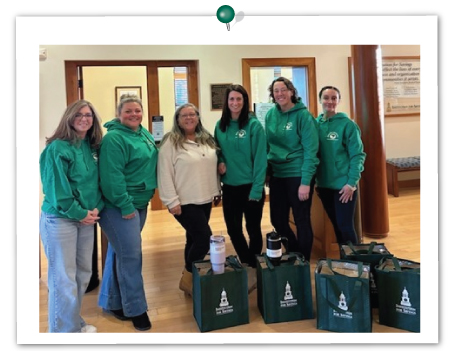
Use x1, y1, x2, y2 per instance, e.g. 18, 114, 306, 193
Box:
157, 103, 221, 296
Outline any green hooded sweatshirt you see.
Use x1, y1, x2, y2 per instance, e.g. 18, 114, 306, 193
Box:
214, 116, 267, 200
265, 100, 319, 185
316, 112, 366, 189
99, 119, 158, 216
40, 138, 104, 221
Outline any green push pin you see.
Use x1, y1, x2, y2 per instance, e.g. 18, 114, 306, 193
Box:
216, 5, 235, 31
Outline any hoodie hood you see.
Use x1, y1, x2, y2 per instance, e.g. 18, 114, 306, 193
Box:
275, 99, 308, 114
104, 118, 143, 133
317, 112, 349, 123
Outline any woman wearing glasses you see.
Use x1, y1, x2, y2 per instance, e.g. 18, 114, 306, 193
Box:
265, 77, 319, 262
157, 103, 221, 297
98, 94, 158, 331
39, 100, 104, 332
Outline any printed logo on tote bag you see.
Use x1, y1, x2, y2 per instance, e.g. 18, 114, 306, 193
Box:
280, 281, 298, 308
396, 287, 417, 315
216, 288, 234, 315
333, 291, 353, 319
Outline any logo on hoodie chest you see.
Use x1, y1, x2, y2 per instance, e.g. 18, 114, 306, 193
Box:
327, 132, 339, 141
235, 129, 247, 138
284, 122, 293, 131
92, 151, 99, 164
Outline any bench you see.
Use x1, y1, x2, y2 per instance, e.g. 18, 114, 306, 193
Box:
386, 156, 420, 197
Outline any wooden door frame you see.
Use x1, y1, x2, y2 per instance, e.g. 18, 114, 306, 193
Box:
241, 57, 318, 117
65, 60, 199, 211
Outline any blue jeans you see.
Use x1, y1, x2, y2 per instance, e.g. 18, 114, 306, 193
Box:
317, 187, 358, 244
98, 207, 148, 317
39, 212, 94, 333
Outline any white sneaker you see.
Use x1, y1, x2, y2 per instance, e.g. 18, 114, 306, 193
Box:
81, 324, 97, 333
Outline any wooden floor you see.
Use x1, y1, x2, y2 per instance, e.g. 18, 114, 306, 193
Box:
39, 188, 420, 334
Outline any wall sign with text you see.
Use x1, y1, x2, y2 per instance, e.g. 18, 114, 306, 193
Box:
382, 56, 420, 117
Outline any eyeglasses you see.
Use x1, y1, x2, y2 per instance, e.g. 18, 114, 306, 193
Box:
75, 113, 93, 119
179, 113, 197, 119
273, 88, 289, 94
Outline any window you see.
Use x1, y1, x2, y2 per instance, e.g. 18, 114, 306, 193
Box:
242, 58, 317, 117
174, 67, 188, 108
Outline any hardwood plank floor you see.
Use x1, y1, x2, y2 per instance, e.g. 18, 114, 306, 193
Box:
39, 188, 420, 334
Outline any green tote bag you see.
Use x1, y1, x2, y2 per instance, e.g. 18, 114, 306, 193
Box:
256, 253, 314, 324
375, 257, 420, 332
192, 255, 249, 332
315, 258, 372, 333
340, 241, 393, 308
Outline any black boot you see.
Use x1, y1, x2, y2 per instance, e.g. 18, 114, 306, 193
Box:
132, 312, 151, 331
103, 308, 131, 321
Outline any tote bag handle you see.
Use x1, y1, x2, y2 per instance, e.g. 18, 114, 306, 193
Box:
391, 257, 421, 273
346, 241, 377, 255
263, 252, 306, 271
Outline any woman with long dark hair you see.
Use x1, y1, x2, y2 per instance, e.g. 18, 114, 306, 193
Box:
214, 84, 267, 274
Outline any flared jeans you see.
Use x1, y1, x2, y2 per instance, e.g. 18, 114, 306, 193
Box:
98, 207, 148, 317
40, 212, 94, 332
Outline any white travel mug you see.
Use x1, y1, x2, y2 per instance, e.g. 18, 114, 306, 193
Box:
210, 235, 226, 274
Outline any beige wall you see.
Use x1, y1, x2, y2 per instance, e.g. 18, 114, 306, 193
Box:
39, 44, 420, 201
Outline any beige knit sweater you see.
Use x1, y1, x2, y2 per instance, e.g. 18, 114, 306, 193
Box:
157, 139, 221, 209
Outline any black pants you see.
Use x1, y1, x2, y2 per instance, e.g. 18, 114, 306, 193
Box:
222, 183, 265, 268
317, 187, 358, 244
269, 176, 314, 261
174, 203, 213, 272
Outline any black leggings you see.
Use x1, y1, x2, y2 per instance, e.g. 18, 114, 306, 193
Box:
174, 203, 213, 272
269, 176, 314, 261
317, 187, 358, 244
222, 183, 265, 268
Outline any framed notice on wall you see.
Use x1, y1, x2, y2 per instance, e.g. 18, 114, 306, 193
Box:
210, 83, 231, 111
254, 102, 274, 130
382, 56, 420, 117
